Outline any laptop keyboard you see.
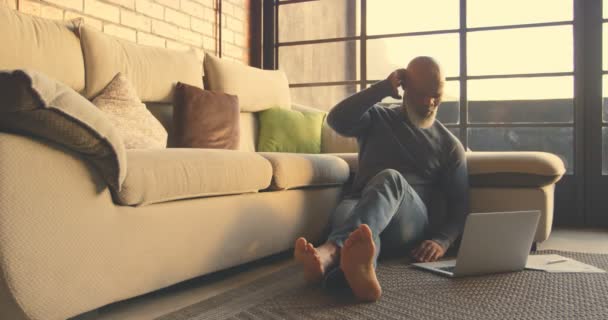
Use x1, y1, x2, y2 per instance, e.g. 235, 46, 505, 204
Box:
438, 266, 456, 273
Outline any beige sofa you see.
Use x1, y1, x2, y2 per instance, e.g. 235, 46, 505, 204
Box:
0, 6, 565, 320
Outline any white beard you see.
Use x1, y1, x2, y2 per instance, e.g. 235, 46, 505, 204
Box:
403, 100, 437, 129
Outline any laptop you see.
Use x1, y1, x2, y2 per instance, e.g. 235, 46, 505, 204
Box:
412, 210, 540, 278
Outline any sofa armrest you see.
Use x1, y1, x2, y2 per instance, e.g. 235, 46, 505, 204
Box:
467, 151, 566, 188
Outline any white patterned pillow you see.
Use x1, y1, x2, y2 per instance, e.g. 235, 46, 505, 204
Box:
93, 73, 168, 149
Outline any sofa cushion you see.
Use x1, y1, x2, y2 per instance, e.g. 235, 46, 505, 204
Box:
257, 107, 326, 153
0, 69, 127, 192
117, 149, 273, 206
258, 152, 350, 190
173, 82, 240, 150
204, 53, 292, 112
93, 73, 168, 149
79, 25, 203, 102
467, 151, 565, 187
238, 112, 259, 152
0, 6, 85, 92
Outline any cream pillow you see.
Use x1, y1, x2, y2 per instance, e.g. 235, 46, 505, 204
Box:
93, 73, 168, 149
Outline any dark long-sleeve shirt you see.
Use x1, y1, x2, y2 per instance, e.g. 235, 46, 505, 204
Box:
327, 80, 469, 250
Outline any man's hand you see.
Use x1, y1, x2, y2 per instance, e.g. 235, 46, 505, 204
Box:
411, 240, 445, 262
386, 69, 408, 99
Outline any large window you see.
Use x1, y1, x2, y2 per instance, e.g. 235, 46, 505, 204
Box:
275, 0, 574, 173
603, 0, 608, 174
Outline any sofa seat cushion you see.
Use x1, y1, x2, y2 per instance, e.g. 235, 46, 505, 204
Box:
117, 149, 273, 206
467, 151, 566, 187
258, 152, 350, 190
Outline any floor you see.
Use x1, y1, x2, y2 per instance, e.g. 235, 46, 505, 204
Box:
73, 228, 608, 320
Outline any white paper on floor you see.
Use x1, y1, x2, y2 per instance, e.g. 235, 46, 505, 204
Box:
526, 254, 607, 273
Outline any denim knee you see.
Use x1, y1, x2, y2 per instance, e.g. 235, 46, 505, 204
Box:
366, 168, 409, 193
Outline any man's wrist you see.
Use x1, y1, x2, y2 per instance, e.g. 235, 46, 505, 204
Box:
370, 79, 393, 99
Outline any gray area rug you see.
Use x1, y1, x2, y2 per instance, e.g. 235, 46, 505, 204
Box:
156, 250, 608, 320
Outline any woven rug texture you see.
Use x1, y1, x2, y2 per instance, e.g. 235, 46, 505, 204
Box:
156, 250, 608, 320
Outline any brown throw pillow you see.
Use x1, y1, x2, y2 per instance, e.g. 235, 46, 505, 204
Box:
173, 82, 240, 149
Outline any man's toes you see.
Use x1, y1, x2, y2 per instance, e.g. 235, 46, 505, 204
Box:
295, 238, 307, 250
359, 224, 373, 238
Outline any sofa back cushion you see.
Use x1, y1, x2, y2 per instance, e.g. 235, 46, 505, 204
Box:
203, 53, 292, 112
79, 25, 203, 103
0, 6, 85, 92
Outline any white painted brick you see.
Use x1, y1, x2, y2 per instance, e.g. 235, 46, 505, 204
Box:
64, 11, 103, 30
137, 31, 166, 47
225, 15, 244, 33
191, 17, 212, 35
222, 28, 234, 43
194, 0, 213, 9
85, 0, 120, 23
203, 6, 215, 22
203, 35, 215, 53
234, 31, 245, 47
41, 5, 64, 20
135, 0, 163, 19
181, 0, 203, 17
165, 7, 189, 27
166, 40, 190, 51
106, 0, 135, 9
121, 9, 151, 31
19, 0, 41, 16
232, 5, 244, 21
155, 0, 179, 9
104, 23, 136, 41
44, 0, 82, 11
223, 42, 242, 58
4, 0, 17, 10
151, 19, 179, 39
222, 1, 234, 16
179, 27, 202, 46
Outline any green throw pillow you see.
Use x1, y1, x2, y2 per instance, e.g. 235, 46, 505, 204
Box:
257, 107, 326, 153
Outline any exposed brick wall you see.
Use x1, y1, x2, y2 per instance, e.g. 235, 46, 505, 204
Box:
1, 0, 250, 64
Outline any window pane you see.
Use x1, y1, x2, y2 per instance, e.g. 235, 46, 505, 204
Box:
279, 41, 359, 84
291, 85, 359, 111
448, 127, 461, 142
468, 77, 573, 123
605, 0, 608, 19
468, 0, 572, 27
604, 127, 608, 175
604, 24, 608, 71
367, 0, 459, 35
367, 34, 459, 80
278, 0, 358, 42
376, 80, 460, 124
468, 26, 573, 75
604, 75, 608, 122
468, 127, 574, 174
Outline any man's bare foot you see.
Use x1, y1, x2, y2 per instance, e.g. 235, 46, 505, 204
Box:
340, 224, 382, 302
294, 238, 338, 282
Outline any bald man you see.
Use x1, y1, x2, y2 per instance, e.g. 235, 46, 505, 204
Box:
294, 57, 469, 302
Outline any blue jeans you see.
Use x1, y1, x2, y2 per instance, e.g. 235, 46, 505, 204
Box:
323, 169, 429, 291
